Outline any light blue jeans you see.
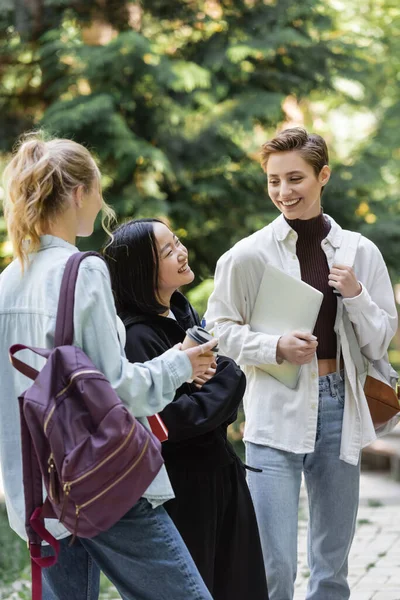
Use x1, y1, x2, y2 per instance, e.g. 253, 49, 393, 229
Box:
246, 373, 360, 600
41, 497, 212, 600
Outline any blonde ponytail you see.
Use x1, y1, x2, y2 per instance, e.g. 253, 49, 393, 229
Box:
3, 131, 115, 267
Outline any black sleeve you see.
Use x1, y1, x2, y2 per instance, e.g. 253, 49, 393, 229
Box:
159, 356, 246, 442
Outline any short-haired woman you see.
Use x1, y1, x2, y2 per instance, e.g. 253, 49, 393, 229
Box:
0, 132, 217, 600
205, 128, 398, 599
104, 218, 269, 600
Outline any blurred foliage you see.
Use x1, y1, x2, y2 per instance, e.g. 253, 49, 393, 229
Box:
0, 503, 30, 597
186, 277, 214, 319
2, 0, 399, 284
1, 3, 400, 593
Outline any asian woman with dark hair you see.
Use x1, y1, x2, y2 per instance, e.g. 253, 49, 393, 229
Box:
104, 218, 269, 600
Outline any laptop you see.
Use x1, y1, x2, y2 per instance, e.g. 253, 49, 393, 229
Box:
250, 264, 323, 389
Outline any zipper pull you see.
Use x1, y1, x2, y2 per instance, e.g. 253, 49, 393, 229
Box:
68, 505, 80, 547
48, 454, 59, 503
60, 482, 71, 523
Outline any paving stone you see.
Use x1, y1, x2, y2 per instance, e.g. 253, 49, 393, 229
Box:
2, 464, 400, 597
295, 471, 400, 597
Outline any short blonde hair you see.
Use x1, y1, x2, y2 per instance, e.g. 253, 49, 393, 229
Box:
3, 131, 115, 266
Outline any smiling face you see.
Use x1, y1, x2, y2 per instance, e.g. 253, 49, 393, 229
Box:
266, 151, 331, 220
153, 222, 195, 304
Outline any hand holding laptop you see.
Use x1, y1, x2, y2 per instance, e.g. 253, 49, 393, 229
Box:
249, 264, 323, 389
277, 331, 318, 365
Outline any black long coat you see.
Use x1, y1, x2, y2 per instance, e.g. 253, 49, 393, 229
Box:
122, 291, 268, 600
123, 291, 246, 469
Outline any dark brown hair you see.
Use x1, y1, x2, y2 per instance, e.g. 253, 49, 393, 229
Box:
260, 127, 329, 177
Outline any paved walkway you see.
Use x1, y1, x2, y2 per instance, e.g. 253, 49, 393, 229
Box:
1, 469, 400, 599
295, 471, 400, 600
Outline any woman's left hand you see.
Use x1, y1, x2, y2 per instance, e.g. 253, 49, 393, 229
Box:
328, 265, 362, 298
193, 366, 217, 389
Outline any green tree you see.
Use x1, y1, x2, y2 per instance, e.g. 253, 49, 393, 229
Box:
302, 0, 400, 277
0, 0, 371, 278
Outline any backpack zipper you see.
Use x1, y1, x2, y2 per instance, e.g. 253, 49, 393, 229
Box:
75, 436, 149, 511
63, 420, 136, 487
58, 420, 137, 519
48, 453, 59, 503
44, 369, 103, 434
65, 436, 150, 542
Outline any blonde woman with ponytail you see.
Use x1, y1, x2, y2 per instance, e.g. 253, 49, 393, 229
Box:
0, 132, 215, 600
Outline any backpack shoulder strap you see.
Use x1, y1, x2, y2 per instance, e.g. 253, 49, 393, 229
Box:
54, 251, 104, 347
334, 230, 361, 268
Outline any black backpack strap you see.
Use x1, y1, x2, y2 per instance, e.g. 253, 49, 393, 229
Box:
54, 251, 104, 347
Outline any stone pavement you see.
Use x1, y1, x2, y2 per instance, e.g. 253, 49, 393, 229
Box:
295, 471, 400, 600
1, 469, 400, 599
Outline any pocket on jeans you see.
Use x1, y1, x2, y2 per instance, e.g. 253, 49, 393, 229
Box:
337, 384, 345, 408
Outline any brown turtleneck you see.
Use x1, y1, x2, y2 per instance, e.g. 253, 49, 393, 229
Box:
285, 213, 337, 359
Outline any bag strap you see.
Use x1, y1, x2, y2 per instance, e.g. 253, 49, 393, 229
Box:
29, 508, 60, 600
19, 396, 43, 546
9, 252, 104, 375
334, 230, 361, 267
341, 306, 367, 378
54, 251, 104, 347
9, 345, 51, 380
12, 252, 99, 598
19, 397, 60, 600
334, 231, 364, 379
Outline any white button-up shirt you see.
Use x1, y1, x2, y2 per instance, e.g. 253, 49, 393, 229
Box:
0, 236, 192, 541
205, 214, 398, 465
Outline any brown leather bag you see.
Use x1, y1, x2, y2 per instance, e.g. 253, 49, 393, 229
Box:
336, 230, 400, 429
342, 307, 400, 428
364, 373, 400, 428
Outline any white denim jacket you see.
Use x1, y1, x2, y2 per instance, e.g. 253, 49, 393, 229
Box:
0, 236, 192, 541
205, 214, 398, 466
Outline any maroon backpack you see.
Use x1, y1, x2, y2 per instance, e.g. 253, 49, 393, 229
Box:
9, 252, 164, 599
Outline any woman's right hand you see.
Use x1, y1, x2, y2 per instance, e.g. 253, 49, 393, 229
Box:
276, 331, 318, 365
183, 339, 219, 379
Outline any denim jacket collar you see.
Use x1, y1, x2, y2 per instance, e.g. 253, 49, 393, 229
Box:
39, 235, 78, 252
271, 213, 343, 249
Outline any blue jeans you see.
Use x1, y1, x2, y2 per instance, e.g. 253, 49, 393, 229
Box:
41, 497, 212, 600
246, 373, 360, 600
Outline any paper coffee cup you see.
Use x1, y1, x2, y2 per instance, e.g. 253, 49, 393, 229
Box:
181, 333, 200, 351
182, 326, 219, 353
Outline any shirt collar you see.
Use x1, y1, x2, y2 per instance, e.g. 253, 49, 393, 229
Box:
271, 213, 343, 248
39, 235, 78, 252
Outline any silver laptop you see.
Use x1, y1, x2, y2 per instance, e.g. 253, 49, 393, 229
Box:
250, 264, 323, 389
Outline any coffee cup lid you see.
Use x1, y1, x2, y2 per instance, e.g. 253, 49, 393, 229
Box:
186, 326, 219, 352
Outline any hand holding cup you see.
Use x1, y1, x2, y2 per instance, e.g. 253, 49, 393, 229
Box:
181, 326, 219, 381
184, 339, 218, 379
